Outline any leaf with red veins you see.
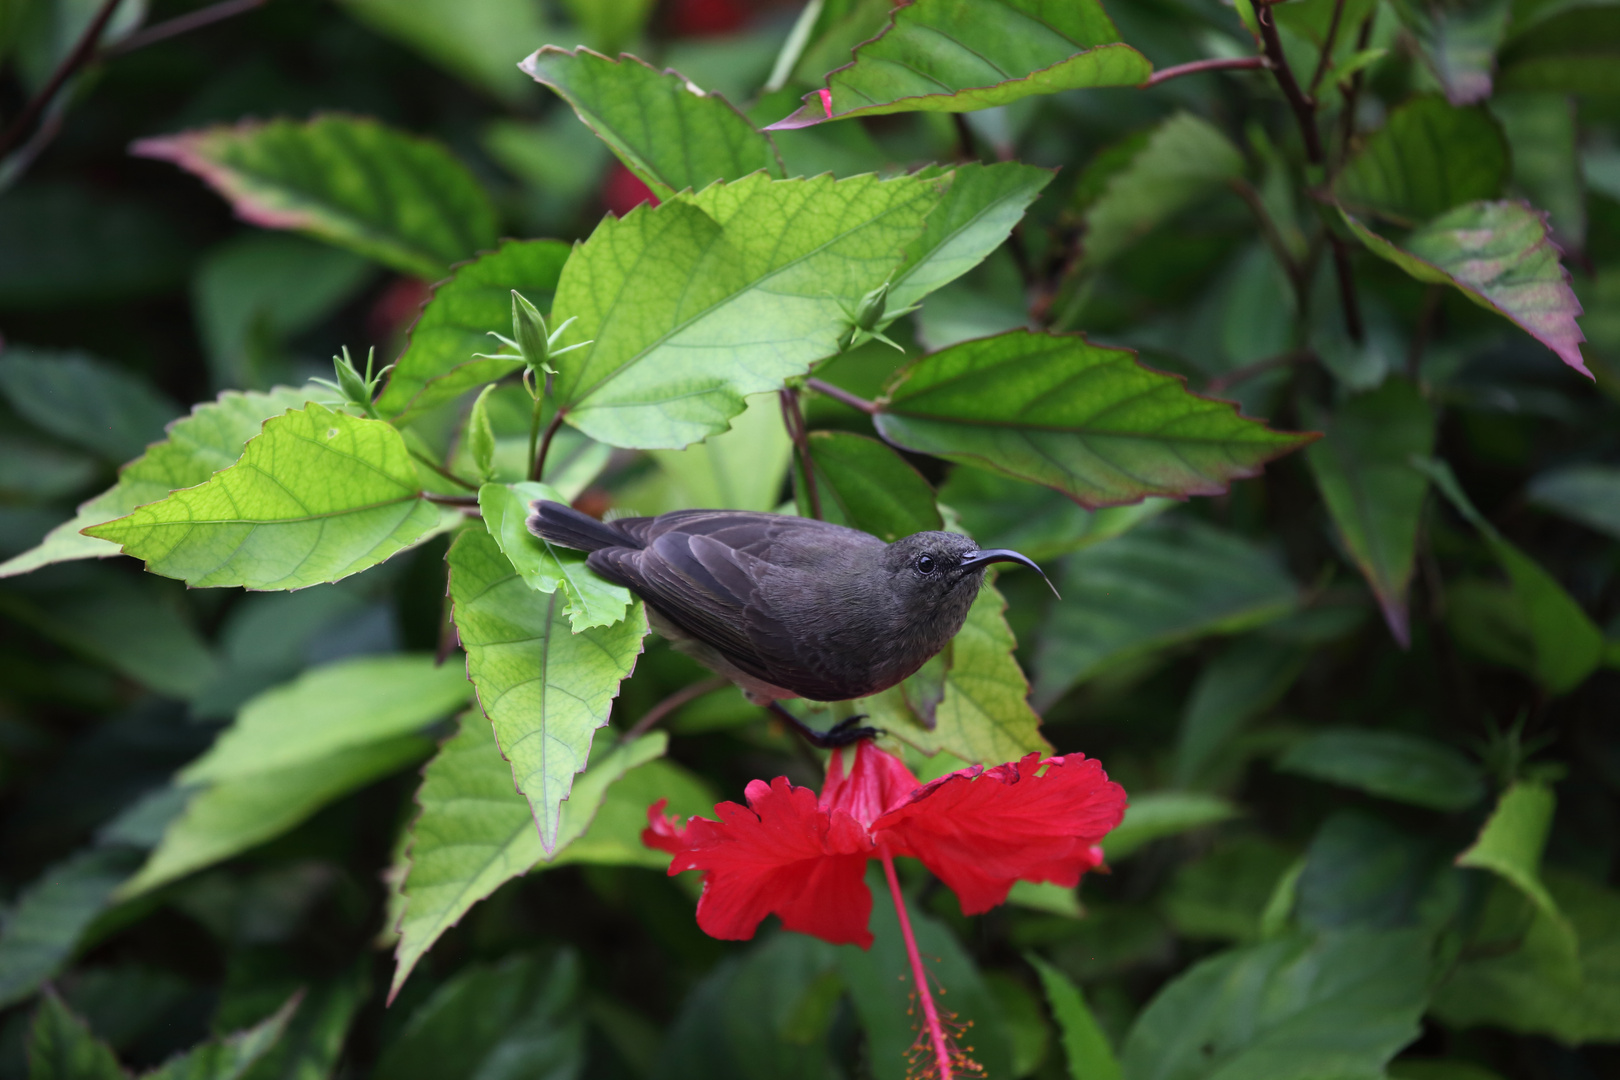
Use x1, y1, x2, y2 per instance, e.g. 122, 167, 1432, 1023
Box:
646, 780, 877, 946
873, 753, 1127, 914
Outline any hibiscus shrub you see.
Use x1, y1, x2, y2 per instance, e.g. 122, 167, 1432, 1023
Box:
1, 0, 1618, 1078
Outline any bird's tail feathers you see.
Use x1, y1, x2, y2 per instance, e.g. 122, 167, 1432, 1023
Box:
526, 500, 636, 552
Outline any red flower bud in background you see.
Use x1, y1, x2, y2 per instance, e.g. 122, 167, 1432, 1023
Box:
601, 162, 658, 217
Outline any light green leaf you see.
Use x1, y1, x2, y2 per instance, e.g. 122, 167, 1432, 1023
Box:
941, 465, 1173, 564
1104, 793, 1240, 862
794, 430, 941, 542
28, 991, 129, 1080
375, 953, 584, 1080
120, 737, 433, 899
447, 526, 647, 852
1431, 869, 1620, 1043
1334, 95, 1508, 227
876, 330, 1315, 510
1173, 637, 1305, 788
1342, 201, 1589, 378
1418, 456, 1605, 693
767, 0, 1151, 129
336, 0, 547, 101
648, 390, 793, 513
865, 580, 1051, 764
375, 240, 571, 424
1074, 113, 1245, 273
87, 404, 441, 590
182, 655, 470, 783
0, 347, 178, 462
0, 386, 313, 579
1034, 518, 1300, 708
478, 481, 632, 631
1305, 378, 1436, 645
143, 996, 298, 1080
520, 47, 782, 200
1456, 782, 1577, 963
1277, 729, 1486, 811
549, 756, 717, 870
0, 848, 140, 1009
548, 171, 946, 449
1120, 929, 1429, 1080
133, 116, 498, 280
1528, 464, 1620, 541
1029, 954, 1121, 1080
389, 710, 666, 1000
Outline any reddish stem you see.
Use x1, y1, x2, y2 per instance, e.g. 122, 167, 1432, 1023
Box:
1139, 55, 1269, 87
882, 852, 952, 1080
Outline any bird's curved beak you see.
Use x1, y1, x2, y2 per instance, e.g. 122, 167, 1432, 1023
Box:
959, 549, 1060, 599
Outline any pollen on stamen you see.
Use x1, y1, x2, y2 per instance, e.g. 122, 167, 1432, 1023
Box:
902, 992, 984, 1080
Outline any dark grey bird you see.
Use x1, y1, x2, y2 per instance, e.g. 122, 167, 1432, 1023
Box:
526, 501, 1055, 745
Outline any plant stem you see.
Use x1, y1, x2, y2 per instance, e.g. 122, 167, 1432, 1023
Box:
882, 853, 953, 1080
0, 0, 121, 158
424, 492, 481, 508
804, 377, 879, 416
530, 412, 565, 483
1228, 177, 1306, 302
621, 676, 727, 744
1139, 55, 1269, 87
101, 0, 268, 57
410, 451, 479, 492
1329, 234, 1365, 342
1308, 0, 1348, 98
779, 388, 822, 520
1206, 349, 1316, 394
1335, 16, 1376, 170
527, 393, 544, 479
1257, 6, 1324, 165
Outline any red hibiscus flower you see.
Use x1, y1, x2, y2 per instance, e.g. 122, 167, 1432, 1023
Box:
642, 741, 1127, 948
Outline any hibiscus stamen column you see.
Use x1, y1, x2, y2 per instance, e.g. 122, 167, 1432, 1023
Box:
881, 852, 954, 1080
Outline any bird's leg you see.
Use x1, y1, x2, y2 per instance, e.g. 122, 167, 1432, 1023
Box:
764, 701, 880, 749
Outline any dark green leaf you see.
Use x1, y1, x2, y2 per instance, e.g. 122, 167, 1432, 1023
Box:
1343, 201, 1590, 378
336, 0, 548, 101
1490, 93, 1584, 250
521, 47, 782, 199
1278, 729, 1486, 811
28, 991, 129, 1080
794, 430, 941, 542
1164, 838, 1298, 943
1395, 0, 1511, 105
1174, 636, 1306, 788
1527, 464, 1620, 541
1029, 954, 1121, 1080
1104, 793, 1240, 862
142, 996, 298, 1080
0, 349, 179, 462
0, 848, 140, 1010
1498, 5, 1620, 96
134, 117, 498, 280
767, 0, 1151, 129
940, 465, 1171, 563
876, 331, 1315, 509
557, 0, 656, 54
1334, 96, 1508, 227
1295, 811, 1441, 931
0, 184, 191, 309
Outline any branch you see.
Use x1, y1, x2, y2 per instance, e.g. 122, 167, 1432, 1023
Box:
1228, 177, 1306, 301
621, 676, 728, 744
1205, 349, 1316, 394
1139, 55, 1269, 88
804, 377, 879, 416
1308, 0, 1348, 98
410, 450, 479, 492
1328, 234, 1365, 343
101, 0, 268, 58
780, 387, 822, 520
0, 0, 121, 159
530, 412, 565, 482
1335, 15, 1377, 171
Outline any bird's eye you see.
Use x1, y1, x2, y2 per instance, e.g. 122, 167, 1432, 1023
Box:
916, 554, 936, 575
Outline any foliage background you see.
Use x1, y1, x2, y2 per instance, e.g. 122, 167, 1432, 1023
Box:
0, 0, 1618, 1078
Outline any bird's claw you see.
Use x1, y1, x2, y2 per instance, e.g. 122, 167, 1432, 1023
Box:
765, 703, 881, 749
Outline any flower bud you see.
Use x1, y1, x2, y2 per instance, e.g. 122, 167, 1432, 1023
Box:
512, 290, 551, 372
853, 281, 891, 333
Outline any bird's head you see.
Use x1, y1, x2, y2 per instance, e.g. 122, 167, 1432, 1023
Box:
884, 531, 1057, 615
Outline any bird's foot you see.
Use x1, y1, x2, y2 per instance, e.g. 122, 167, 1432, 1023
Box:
765, 702, 880, 749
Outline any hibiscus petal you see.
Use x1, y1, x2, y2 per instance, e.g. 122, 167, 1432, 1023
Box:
873, 753, 1127, 915
643, 777, 877, 946
820, 740, 924, 827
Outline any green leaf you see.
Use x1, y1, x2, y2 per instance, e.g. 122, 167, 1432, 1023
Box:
1120, 929, 1429, 1080
0, 386, 314, 579
447, 526, 648, 852
375, 953, 584, 1080
335, 0, 548, 102
1418, 456, 1606, 693
941, 465, 1173, 563
1304, 379, 1436, 645
389, 711, 666, 1000
86, 404, 442, 590
1396, 0, 1511, 105
1074, 113, 1246, 273
182, 655, 470, 783
1431, 869, 1620, 1043
1455, 782, 1577, 962
1498, 4, 1620, 96
557, 0, 657, 54
1034, 518, 1300, 708
120, 737, 434, 899
1277, 729, 1486, 811
142, 997, 298, 1080
0, 848, 140, 1009
375, 240, 571, 424
1164, 838, 1298, 944
1342, 201, 1590, 378
0, 348, 178, 462
863, 580, 1051, 764
218, 967, 367, 1080
1173, 636, 1306, 788
520, 47, 783, 199
1295, 811, 1440, 932
28, 991, 129, 1080
1490, 93, 1585, 249
794, 431, 941, 542
875, 330, 1315, 510
547, 171, 946, 449
0, 183, 190, 308
647, 390, 793, 513
1104, 792, 1240, 862
767, 0, 1151, 129
133, 117, 498, 280
549, 755, 717, 869
1334, 96, 1508, 227
1029, 954, 1121, 1080
1528, 464, 1620, 541
478, 481, 632, 631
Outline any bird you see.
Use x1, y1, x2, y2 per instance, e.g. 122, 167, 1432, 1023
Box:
526, 500, 1055, 745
